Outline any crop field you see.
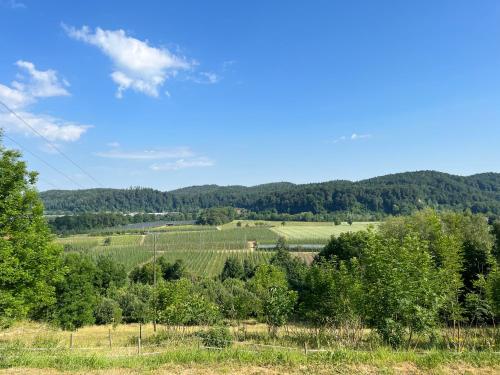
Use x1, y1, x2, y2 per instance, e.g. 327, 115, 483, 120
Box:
156, 250, 275, 277
54, 222, 373, 275
271, 222, 376, 244
146, 227, 280, 251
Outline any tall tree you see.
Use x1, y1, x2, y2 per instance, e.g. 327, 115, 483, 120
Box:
0, 136, 63, 326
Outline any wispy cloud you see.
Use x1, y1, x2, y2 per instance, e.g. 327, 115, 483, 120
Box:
0, 61, 90, 142
0, 0, 26, 9
63, 24, 193, 98
332, 133, 372, 143
95, 147, 194, 160
150, 157, 215, 171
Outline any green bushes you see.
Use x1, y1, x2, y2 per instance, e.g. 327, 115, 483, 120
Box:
199, 326, 232, 348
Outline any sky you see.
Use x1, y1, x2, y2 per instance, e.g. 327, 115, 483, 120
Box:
1, 0, 500, 191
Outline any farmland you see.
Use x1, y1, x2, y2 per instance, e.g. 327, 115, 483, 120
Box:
270, 221, 376, 244
54, 221, 372, 276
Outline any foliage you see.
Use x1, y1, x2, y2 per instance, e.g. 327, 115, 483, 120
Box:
220, 256, 244, 280
94, 297, 122, 326
156, 278, 220, 325
199, 325, 232, 348
196, 207, 238, 225
249, 265, 298, 334
0, 137, 63, 326
317, 230, 372, 263
362, 233, 442, 347
51, 253, 98, 330
300, 259, 363, 327
41, 171, 500, 216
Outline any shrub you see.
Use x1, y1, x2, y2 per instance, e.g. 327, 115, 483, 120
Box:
200, 326, 232, 348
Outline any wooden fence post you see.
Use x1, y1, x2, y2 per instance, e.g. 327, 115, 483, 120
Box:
303, 342, 308, 356
108, 328, 112, 348
69, 332, 73, 349
137, 336, 142, 355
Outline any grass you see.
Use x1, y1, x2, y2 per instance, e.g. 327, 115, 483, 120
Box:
1, 322, 498, 374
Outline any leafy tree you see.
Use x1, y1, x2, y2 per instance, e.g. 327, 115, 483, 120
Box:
300, 259, 363, 328
94, 297, 122, 326
317, 231, 371, 263
0, 137, 63, 326
159, 258, 186, 280
380, 210, 464, 324
270, 248, 307, 291
220, 256, 244, 280
115, 283, 153, 323
363, 233, 442, 347
221, 278, 259, 321
243, 259, 256, 280
129, 262, 161, 284
196, 207, 237, 225
157, 278, 220, 325
249, 265, 297, 335
492, 220, 500, 262
486, 267, 500, 319
94, 255, 127, 294
51, 253, 98, 330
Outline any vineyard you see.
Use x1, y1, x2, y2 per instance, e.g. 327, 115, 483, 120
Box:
54, 222, 369, 275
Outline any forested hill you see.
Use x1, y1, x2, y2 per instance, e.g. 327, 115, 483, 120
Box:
40, 171, 500, 216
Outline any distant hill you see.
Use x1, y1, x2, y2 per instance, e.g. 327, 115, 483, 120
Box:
40, 171, 500, 216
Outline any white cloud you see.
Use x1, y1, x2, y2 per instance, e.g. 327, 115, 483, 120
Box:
333, 133, 372, 143
350, 133, 371, 140
63, 24, 192, 98
106, 141, 120, 148
0, 61, 90, 143
150, 157, 214, 171
95, 147, 194, 160
14, 60, 70, 98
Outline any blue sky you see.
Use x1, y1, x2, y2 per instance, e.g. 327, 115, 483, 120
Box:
1, 1, 500, 191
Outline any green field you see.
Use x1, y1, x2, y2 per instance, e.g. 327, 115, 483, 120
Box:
55, 221, 374, 275
270, 222, 376, 243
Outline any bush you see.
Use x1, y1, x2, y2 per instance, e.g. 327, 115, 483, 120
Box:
94, 298, 122, 326
200, 326, 232, 348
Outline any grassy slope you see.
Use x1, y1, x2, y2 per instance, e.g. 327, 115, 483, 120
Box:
0, 323, 498, 374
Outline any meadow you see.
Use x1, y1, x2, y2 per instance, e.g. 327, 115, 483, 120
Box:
1, 322, 498, 374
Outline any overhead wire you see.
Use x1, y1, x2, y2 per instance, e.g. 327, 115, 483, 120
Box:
0, 99, 104, 187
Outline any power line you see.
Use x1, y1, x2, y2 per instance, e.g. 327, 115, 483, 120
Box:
2, 131, 86, 189
0, 100, 104, 187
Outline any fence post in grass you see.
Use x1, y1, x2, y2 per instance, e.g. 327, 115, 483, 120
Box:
303, 341, 308, 356
108, 328, 112, 348
137, 336, 142, 355
70, 332, 73, 349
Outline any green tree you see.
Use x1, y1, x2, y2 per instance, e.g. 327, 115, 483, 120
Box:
51, 253, 98, 330
363, 233, 442, 347
249, 265, 297, 335
94, 297, 122, 326
115, 283, 153, 323
94, 255, 127, 294
317, 231, 371, 263
220, 256, 244, 280
300, 259, 363, 328
157, 278, 220, 325
0, 137, 63, 326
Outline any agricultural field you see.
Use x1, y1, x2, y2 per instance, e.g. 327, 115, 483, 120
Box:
55, 222, 373, 275
271, 221, 377, 244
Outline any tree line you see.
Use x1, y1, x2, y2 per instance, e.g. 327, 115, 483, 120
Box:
40, 171, 500, 216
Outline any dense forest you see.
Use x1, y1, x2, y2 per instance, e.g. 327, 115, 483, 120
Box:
41, 171, 500, 216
